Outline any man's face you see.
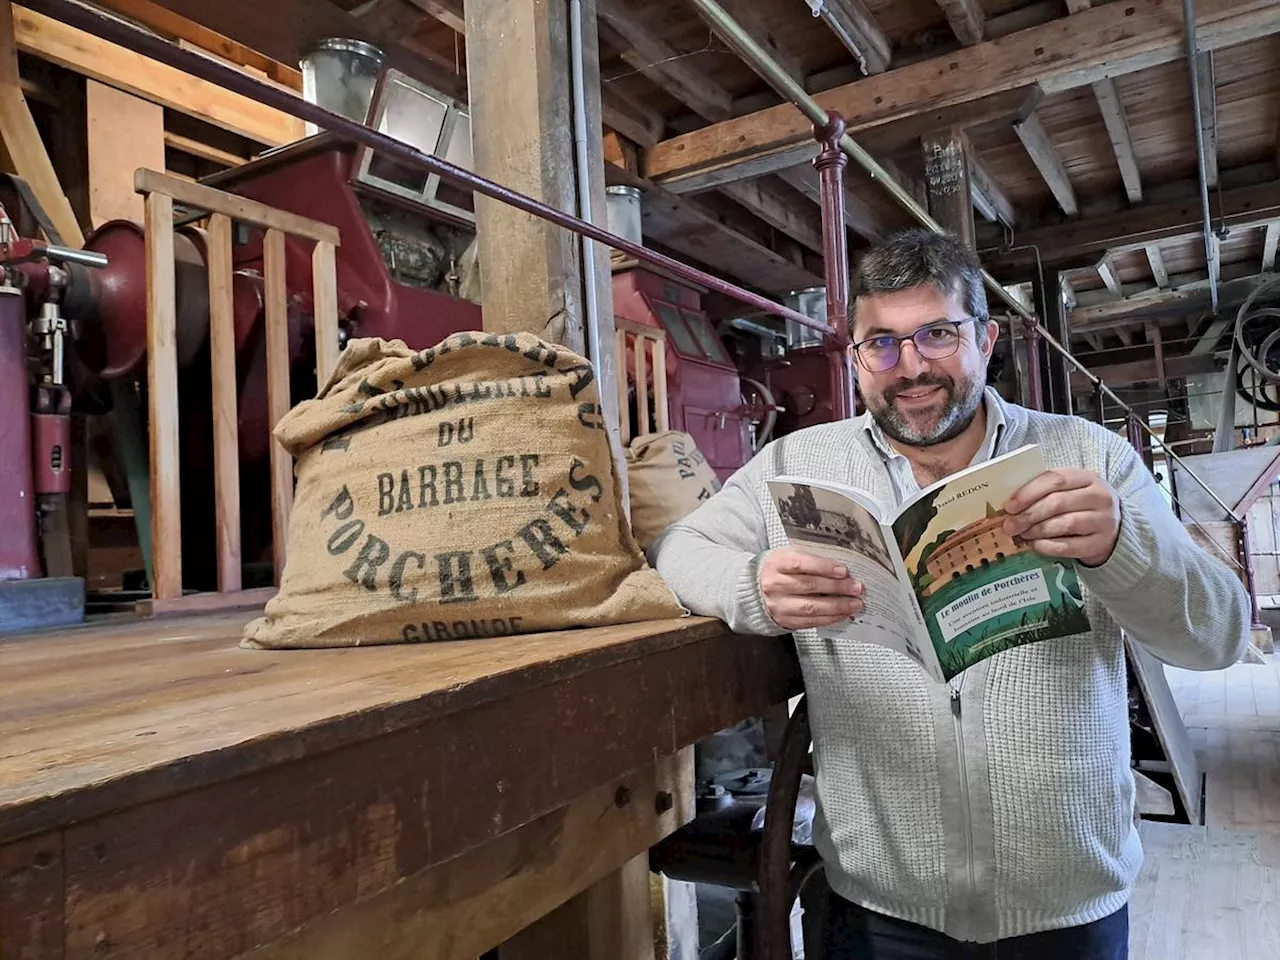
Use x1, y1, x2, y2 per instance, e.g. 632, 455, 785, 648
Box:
850, 283, 997, 447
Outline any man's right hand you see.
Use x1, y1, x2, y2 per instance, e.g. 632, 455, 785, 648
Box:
759, 548, 864, 630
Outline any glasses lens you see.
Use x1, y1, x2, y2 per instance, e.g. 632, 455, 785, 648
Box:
914, 323, 962, 359
859, 337, 899, 372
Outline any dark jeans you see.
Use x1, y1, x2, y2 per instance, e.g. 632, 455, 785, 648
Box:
820, 891, 1128, 960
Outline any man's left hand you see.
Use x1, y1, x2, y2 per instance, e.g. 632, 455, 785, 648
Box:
1003, 469, 1121, 567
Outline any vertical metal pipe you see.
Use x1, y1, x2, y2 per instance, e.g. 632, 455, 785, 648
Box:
813, 110, 855, 421
1021, 320, 1044, 412
1182, 0, 1219, 312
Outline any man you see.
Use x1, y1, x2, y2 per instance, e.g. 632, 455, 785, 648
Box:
648, 229, 1249, 959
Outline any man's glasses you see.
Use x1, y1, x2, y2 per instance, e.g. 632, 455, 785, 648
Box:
851, 318, 984, 373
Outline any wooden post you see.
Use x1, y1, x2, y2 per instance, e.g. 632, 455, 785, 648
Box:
206, 213, 240, 594
143, 191, 180, 600
311, 240, 341, 385
1033, 268, 1072, 415
922, 126, 975, 250
263, 228, 292, 585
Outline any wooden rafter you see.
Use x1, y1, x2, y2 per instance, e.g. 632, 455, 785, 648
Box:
814, 0, 891, 75
935, 0, 986, 46
718, 177, 826, 255
1091, 77, 1143, 204
1145, 322, 1168, 390
1145, 244, 1169, 287
642, 0, 1280, 187
1013, 111, 1077, 216
1097, 258, 1122, 296
1072, 273, 1267, 328
985, 179, 1280, 270
404, 0, 464, 33
692, 0, 805, 86
596, 0, 732, 122
965, 140, 1015, 230
779, 167, 892, 244
1263, 222, 1279, 272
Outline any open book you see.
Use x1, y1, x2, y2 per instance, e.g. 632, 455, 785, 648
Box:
767, 444, 1091, 683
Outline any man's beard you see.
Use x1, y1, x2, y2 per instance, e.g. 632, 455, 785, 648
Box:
865, 371, 985, 447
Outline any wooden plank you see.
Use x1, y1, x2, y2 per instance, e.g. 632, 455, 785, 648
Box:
615, 327, 630, 446
642, 0, 1280, 187
602, 87, 665, 149
0, 2, 83, 247
405, 0, 464, 33
85, 80, 164, 228
0, 834, 64, 958
691, 0, 805, 86
13, 6, 302, 147
500, 853, 657, 960
1263, 222, 1279, 272
206, 213, 241, 595
263, 228, 291, 587
1013, 111, 1077, 216
242, 756, 690, 960
2, 627, 797, 956
1097, 258, 1122, 295
634, 329, 649, 436
719, 177, 826, 255
143, 191, 181, 602
1092, 77, 1143, 204
936, 0, 986, 46
162, 131, 246, 168
311, 241, 340, 386
134, 168, 340, 244
1130, 823, 1280, 960
141, 585, 275, 617
93, 0, 302, 89
1146, 244, 1170, 287
597, 0, 731, 122
652, 330, 669, 432
1195, 52, 1219, 189
1134, 769, 1176, 817
986, 179, 1280, 269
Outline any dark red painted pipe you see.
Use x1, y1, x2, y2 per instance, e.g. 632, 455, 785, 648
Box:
0, 287, 40, 580
25, 0, 831, 338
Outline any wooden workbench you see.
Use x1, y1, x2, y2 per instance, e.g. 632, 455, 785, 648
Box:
0, 612, 801, 959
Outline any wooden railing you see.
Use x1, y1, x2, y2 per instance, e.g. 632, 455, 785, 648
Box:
614, 317, 669, 445
134, 169, 341, 611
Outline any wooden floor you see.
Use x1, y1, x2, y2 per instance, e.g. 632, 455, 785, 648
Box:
1128, 656, 1280, 959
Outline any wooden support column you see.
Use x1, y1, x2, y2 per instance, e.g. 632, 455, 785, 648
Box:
922, 127, 975, 249
1033, 268, 1072, 415
465, 0, 622, 463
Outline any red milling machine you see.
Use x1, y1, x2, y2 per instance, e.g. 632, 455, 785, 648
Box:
0, 39, 856, 631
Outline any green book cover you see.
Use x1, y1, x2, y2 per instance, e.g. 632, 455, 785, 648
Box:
768, 444, 1091, 683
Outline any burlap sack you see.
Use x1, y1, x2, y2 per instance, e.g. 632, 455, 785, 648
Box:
243, 331, 684, 649
625, 430, 722, 551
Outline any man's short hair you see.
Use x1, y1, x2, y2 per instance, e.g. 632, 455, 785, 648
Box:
850, 228, 989, 342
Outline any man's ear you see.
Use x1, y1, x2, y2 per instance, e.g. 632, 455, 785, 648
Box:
981, 318, 999, 359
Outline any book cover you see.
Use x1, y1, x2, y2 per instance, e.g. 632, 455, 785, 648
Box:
768, 444, 1092, 682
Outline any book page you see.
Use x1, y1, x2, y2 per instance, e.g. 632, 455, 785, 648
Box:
889, 445, 1092, 681
768, 479, 935, 675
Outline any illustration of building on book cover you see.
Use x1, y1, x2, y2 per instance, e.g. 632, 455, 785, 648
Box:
891, 463, 1091, 680
769, 444, 1092, 682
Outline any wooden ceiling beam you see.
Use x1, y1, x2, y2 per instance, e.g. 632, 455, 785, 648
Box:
718, 177, 826, 256
1071, 273, 1267, 328
1069, 352, 1217, 392
691, 0, 805, 87
1263, 222, 1279, 272
985, 179, 1280, 270
968, 149, 1015, 230
1091, 77, 1143, 204
604, 164, 823, 293
404, 0, 464, 34
641, 0, 1280, 187
779, 167, 894, 243
1013, 111, 1078, 216
1097, 258, 1122, 296
813, 0, 891, 75
1145, 244, 1169, 287
935, 0, 986, 46
13, 5, 301, 146
597, 0, 731, 122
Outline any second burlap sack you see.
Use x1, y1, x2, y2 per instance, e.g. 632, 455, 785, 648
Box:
625, 430, 722, 551
244, 331, 684, 649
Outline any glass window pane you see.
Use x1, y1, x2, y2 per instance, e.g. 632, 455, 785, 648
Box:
652, 302, 703, 358
681, 309, 731, 364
